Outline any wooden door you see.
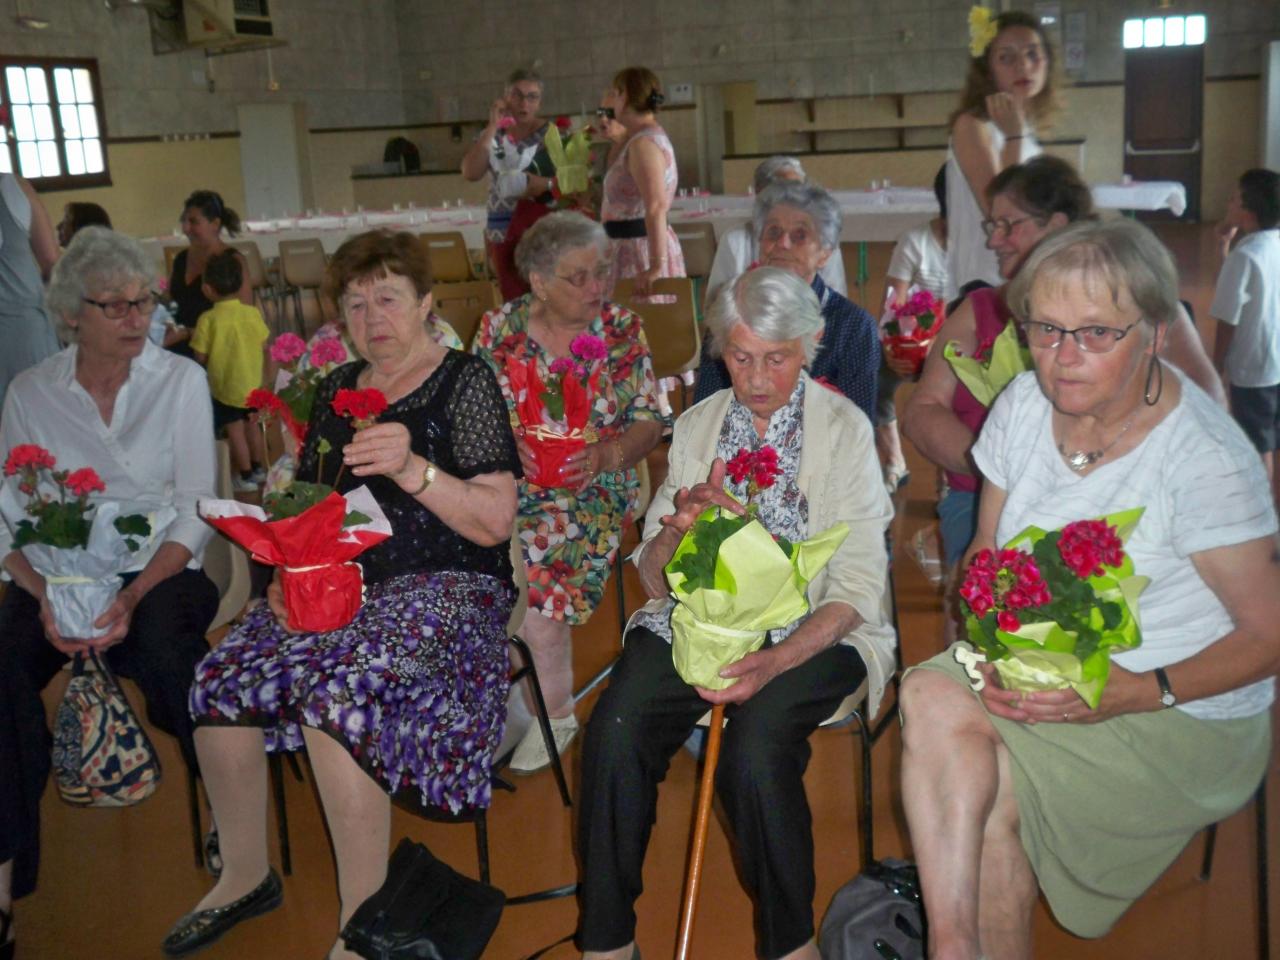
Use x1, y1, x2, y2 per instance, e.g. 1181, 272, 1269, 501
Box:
1124, 45, 1204, 221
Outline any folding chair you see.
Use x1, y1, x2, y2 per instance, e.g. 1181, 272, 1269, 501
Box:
229, 240, 284, 335
419, 231, 474, 283
277, 238, 328, 336
432, 280, 499, 350
1200, 772, 1271, 959
614, 277, 701, 416
673, 222, 718, 316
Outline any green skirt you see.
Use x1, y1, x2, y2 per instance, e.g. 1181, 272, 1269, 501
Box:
911, 648, 1271, 938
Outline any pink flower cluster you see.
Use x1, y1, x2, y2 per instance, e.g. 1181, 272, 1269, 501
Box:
1057, 520, 1125, 580
570, 333, 608, 362
726, 446, 781, 492
269, 332, 308, 365
891, 289, 943, 321
309, 335, 348, 367
959, 548, 1052, 632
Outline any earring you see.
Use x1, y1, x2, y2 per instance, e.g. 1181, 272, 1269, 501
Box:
1143, 354, 1163, 406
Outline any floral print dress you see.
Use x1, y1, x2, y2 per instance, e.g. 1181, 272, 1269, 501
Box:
473, 295, 662, 624
601, 127, 686, 294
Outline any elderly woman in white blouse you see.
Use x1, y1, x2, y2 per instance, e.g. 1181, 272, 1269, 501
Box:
0, 227, 218, 949
901, 219, 1280, 958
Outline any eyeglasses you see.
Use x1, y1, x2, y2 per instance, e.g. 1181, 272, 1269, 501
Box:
509, 89, 542, 102
554, 265, 611, 289
761, 224, 818, 247
595, 107, 616, 120
82, 293, 156, 319
1024, 321, 1137, 353
980, 215, 1040, 238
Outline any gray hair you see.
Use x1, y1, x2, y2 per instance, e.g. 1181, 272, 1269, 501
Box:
507, 66, 543, 89
514, 210, 608, 281
45, 226, 155, 341
752, 155, 805, 195
705, 266, 824, 365
1006, 218, 1180, 333
752, 180, 842, 253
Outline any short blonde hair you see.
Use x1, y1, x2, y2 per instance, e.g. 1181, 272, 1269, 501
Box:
1007, 219, 1180, 332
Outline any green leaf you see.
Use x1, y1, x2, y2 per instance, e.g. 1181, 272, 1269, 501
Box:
341, 509, 371, 528
317, 437, 332, 455
113, 514, 152, 539
541, 384, 566, 422
262, 481, 336, 521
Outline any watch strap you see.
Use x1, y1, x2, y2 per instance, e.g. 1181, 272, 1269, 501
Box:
1154, 667, 1175, 707
408, 459, 437, 497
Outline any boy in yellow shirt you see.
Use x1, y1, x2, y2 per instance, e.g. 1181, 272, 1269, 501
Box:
191, 250, 269, 491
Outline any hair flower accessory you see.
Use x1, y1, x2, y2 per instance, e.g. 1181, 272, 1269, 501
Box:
969, 5, 999, 58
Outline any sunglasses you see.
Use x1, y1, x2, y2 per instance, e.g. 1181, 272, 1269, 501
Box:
595, 107, 616, 120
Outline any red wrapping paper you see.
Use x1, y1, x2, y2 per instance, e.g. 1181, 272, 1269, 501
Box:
505, 357, 600, 489
200, 487, 391, 632
881, 334, 936, 376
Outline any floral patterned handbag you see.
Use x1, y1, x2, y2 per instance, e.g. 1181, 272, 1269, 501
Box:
51, 650, 162, 807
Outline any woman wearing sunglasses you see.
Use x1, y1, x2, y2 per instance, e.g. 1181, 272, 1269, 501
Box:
472, 211, 664, 774
902, 157, 1222, 571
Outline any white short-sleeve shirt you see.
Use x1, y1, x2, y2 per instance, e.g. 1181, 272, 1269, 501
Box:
1210, 228, 1280, 388
972, 369, 1276, 721
886, 222, 948, 299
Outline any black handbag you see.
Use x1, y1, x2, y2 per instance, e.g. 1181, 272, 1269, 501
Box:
341, 837, 505, 960
818, 858, 926, 960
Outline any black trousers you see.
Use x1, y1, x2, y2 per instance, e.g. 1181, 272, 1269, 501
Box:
577, 627, 866, 960
0, 568, 217, 899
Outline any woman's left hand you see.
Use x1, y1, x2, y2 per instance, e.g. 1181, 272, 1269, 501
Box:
976, 661, 1153, 725
559, 442, 603, 492
632, 264, 662, 298
344, 422, 415, 484
88, 588, 140, 651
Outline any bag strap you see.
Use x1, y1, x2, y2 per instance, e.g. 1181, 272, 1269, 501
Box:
521, 931, 575, 960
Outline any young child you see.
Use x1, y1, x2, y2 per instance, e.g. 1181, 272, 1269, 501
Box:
190, 250, 269, 492
1211, 167, 1280, 506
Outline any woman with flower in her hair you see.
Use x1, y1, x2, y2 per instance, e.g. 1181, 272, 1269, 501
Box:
164, 230, 521, 960
473, 211, 664, 774
945, 7, 1057, 301
900, 218, 1279, 957
600, 66, 686, 296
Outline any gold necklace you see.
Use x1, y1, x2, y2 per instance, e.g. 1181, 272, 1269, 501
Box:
1057, 412, 1138, 472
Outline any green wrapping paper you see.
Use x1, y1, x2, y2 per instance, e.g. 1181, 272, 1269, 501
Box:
942, 321, 1032, 408
543, 124, 591, 196
664, 505, 849, 690
962, 507, 1150, 709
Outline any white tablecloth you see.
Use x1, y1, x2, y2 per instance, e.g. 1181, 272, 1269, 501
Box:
138, 181, 1187, 269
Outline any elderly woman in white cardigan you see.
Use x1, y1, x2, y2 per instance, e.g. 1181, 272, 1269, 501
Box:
575, 266, 895, 960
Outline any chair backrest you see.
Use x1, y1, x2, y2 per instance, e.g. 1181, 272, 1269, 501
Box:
163, 245, 185, 280
508, 532, 528, 637
672, 222, 717, 280
229, 240, 269, 290
613, 277, 701, 382
432, 280, 498, 350
278, 238, 328, 289
420, 231, 473, 283
204, 440, 253, 632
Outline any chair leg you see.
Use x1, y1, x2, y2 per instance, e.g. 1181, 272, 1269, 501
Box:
508, 635, 573, 808
474, 810, 491, 885
1200, 822, 1218, 882
284, 751, 305, 782
1258, 780, 1269, 960
269, 753, 293, 877
187, 766, 205, 869
853, 712, 874, 872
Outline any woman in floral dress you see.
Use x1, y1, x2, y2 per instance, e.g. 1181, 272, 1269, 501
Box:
474, 211, 664, 773
600, 67, 686, 296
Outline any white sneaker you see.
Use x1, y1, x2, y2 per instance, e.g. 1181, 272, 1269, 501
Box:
248, 466, 268, 484
508, 715, 578, 774
232, 475, 259, 493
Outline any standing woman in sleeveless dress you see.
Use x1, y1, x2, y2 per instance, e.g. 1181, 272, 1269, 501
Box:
600, 67, 685, 297
166, 190, 252, 358
0, 173, 60, 409
944, 8, 1060, 301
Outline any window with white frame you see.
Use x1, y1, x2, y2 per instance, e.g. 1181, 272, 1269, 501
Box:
0, 58, 110, 189
1123, 14, 1207, 50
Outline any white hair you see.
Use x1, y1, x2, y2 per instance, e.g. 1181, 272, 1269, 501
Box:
753, 155, 806, 194
45, 227, 155, 342
752, 180, 842, 252
704, 266, 824, 365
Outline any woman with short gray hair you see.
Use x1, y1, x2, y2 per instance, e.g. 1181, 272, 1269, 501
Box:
0, 226, 219, 947
696, 181, 879, 424
704, 158, 848, 308
577, 266, 896, 960
902, 218, 1279, 954
473, 210, 664, 773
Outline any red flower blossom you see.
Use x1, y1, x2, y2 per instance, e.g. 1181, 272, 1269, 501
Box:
331, 388, 388, 426
65, 467, 106, 498
726, 447, 753, 485
246, 388, 286, 414
959, 547, 1051, 624
554, 115, 572, 132
4, 444, 56, 476
996, 610, 1022, 632
1057, 519, 1125, 579
725, 445, 783, 500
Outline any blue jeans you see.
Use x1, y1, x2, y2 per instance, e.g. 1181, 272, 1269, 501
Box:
938, 487, 978, 568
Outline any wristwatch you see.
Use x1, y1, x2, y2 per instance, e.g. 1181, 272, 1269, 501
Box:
1154, 667, 1176, 708
408, 459, 437, 497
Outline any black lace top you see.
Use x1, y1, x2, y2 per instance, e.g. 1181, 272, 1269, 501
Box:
297, 350, 522, 585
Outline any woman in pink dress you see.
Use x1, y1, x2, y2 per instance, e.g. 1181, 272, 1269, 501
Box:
600, 67, 685, 296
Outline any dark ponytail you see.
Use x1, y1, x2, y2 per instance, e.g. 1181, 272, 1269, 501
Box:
181, 189, 242, 237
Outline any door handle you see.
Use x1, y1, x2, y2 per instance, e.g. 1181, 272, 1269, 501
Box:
1125, 139, 1200, 156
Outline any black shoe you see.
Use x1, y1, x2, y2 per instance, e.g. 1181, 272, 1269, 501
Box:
162, 869, 283, 957
0, 905, 13, 960
203, 828, 223, 880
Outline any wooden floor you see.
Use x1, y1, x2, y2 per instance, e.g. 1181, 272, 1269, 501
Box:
19, 223, 1276, 958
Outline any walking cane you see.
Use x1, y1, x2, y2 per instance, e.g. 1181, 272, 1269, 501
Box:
674, 701, 726, 960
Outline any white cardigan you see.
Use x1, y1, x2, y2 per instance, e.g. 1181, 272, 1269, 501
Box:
633, 373, 898, 716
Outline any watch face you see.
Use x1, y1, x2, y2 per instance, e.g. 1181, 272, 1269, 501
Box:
1160, 691, 1176, 707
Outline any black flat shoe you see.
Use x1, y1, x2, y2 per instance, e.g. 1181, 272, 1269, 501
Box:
162, 869, 283, 957
203, 828, 223, 879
